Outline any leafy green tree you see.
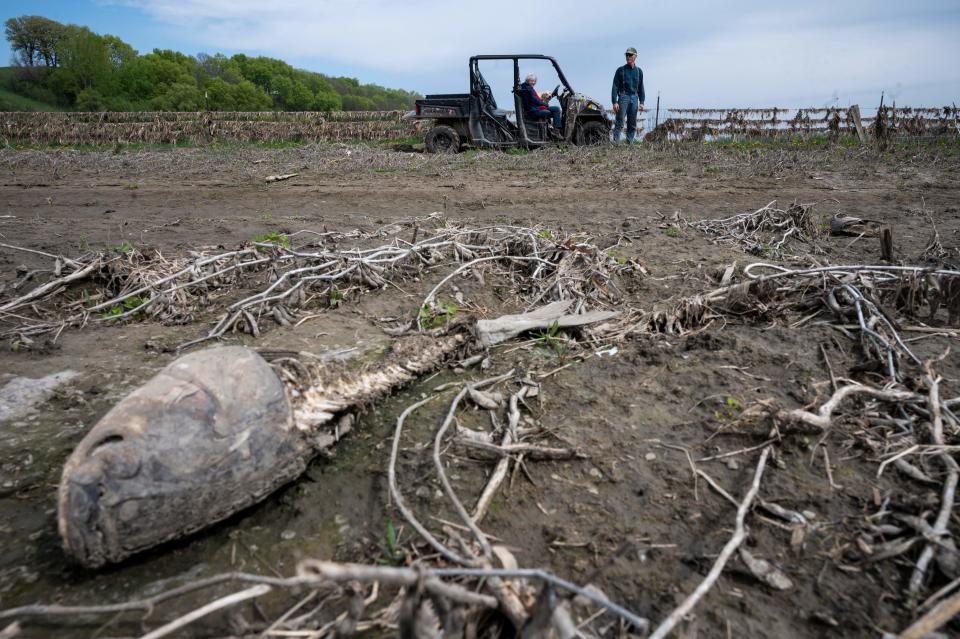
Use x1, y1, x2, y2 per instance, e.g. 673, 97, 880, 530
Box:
311, 88, 341, 112
5, 15, 65, 67
232, 80, 271, 111
205, 77, 237, 110
286, 81, 313, 110
55, 26, 111, 91
197, 53, 242, 84
75, 87, 105, 111
151, 82, 203, 111
3, 14, 421, 112
102, 34, 136, 70
341, 94, 375, 110
118, 50, 196, 100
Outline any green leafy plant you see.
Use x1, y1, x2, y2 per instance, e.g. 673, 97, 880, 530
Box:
252, 231, 290, 251
418, 301, 458, 329
536, 229, 553, 240
376, 520, 405, 565
533, 320, 569, 360
328, 288, 344, 308
606, 250, 628, 265
115, 242, 133, 254
102, 295, 147, 320
714, 396, 742, 421
665, 226, 682, 238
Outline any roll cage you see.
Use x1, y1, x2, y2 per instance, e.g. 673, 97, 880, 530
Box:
469, 55, 575, 147
414, 53, 609, 151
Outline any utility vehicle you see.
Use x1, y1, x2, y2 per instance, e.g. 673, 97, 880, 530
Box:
411, 54, 610, 153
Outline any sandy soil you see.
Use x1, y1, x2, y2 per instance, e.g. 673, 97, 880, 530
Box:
1, 140, 959, 638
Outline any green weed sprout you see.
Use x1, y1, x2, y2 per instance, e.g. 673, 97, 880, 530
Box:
418, 301, 458, 329
533, 320, 569, 359
377, 520, 405, 565
714, 396, 742, 421
102, 295, 147, 320
606, 250, 628, 265
252, 231, 291, 251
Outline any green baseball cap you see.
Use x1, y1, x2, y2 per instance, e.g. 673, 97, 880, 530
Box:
625, 47, 637, 55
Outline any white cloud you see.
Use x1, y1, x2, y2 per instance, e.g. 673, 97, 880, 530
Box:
645, 22, 960, 107
116, 0, 630, 72
112, 0, 960, 106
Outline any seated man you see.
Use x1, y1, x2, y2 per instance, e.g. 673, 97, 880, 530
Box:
519, 73, 561, 130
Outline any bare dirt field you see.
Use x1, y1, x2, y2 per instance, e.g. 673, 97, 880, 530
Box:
1, 140, 960, 638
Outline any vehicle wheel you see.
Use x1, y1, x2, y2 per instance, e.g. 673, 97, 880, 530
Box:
576, 121, 609, 146
425, 125, 460, 154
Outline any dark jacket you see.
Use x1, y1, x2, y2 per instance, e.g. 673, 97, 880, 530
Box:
611, 64, 644, 104
519, 81, 549, 113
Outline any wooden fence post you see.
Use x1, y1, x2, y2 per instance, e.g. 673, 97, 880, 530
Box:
880, 226, 894, 262
850, 104, 866, 144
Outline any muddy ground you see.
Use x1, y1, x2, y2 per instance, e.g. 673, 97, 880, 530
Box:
1, 140, 959, 638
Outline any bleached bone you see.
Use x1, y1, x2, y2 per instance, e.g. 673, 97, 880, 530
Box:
475, 300, 618, 347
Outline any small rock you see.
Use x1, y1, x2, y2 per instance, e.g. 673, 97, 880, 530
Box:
802, 510, 817, 520
415, 486, 431, 499
572, 584, 608, 611
0, 370, 79, 422
739, 547, 793, 590
588, 467, 603, 479
645, 453, 657, 461
280, 530, 296, 541
726, 459, 740, 470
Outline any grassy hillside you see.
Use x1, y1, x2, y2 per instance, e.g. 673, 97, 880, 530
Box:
0, 68, 62, 111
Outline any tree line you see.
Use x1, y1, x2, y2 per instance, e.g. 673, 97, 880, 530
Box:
2, 15, 421, 112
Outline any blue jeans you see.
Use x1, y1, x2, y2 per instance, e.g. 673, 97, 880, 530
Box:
614, 94, 638, 142
528, 105, 562, 129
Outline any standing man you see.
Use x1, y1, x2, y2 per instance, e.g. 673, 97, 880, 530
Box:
611, 47, 645, 143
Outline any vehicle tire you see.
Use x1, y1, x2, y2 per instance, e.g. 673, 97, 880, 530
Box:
425, 125, 461, 154
576, 121, 609, 146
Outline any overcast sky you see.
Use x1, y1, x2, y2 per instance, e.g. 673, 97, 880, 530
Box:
5, 0, 959, 110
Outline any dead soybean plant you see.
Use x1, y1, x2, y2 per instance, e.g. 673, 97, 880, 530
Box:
558, 260, 960, 635
695, 263, 960, 616
0, 217, 647, 351
686, 199, 822, 259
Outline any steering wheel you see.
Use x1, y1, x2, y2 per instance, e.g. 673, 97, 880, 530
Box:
550, 84, 561, 101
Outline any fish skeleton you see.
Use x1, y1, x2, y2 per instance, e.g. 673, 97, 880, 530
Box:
58, 332, 465, 567
57, 301, 614, 567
